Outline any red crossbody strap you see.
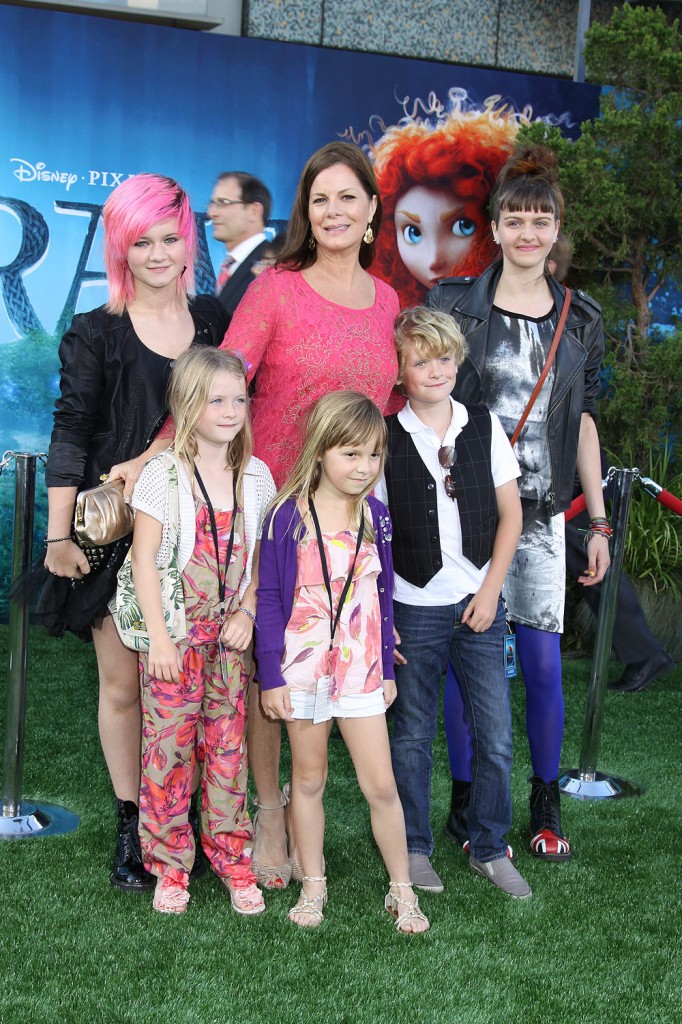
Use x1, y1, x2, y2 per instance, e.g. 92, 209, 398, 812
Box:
510, 287, 572, 448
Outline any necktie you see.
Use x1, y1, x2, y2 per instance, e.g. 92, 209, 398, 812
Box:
215, 254, 237, 294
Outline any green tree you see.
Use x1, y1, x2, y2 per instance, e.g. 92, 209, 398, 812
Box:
521, 4, 682, 349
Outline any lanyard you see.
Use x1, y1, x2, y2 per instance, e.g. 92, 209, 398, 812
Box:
308, 497, 365, 651
194, 467, 238, 618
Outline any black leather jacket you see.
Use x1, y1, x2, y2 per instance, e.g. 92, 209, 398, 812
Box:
45, 295, 230, 490
427, 261, 604, 515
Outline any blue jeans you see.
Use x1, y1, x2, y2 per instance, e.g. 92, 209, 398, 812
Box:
391, 597, 512, 863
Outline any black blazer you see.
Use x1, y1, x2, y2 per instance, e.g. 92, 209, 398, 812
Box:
218, 239, 271, 317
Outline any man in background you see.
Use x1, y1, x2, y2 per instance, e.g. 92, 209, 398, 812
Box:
208, 171, 273, 317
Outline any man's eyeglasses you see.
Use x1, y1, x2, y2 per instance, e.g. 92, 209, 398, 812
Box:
207, 198, 247, 209
438, 445, 457, 500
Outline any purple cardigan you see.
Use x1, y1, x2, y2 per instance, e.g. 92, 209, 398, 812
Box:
255, 495, 396, 691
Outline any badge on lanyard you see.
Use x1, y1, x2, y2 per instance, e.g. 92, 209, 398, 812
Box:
308, 497, 365, 724
194, 468, 238, 624
504, 630, 517, 679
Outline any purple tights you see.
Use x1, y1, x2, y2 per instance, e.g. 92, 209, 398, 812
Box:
444, 623, 564, 784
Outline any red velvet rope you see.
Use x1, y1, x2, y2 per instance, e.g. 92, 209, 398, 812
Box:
565, 481, 682, 522
565, 494, 587, 522
656, 488, 682, 517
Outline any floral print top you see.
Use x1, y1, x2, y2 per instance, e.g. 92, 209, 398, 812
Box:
181, 500, 246, 646
282, 531, 383, 701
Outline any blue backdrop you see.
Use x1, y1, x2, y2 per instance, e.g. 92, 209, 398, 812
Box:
0, 3, 600, 605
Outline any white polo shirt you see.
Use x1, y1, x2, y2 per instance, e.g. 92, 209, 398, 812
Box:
376, 398, 520, 606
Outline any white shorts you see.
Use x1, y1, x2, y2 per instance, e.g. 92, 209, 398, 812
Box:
289, 687, 386, 720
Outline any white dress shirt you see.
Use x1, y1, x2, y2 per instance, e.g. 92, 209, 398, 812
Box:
376, 398, 520, 605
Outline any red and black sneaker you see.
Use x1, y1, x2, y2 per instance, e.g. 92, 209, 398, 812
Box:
528, 776, 572, 862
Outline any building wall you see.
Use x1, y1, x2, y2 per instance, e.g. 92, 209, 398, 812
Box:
241, 0, 674, 78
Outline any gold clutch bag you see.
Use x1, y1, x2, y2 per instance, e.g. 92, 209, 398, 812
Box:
74, 477, 134, 547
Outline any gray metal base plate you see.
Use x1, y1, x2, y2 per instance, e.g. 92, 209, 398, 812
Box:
0, 802, 80, 839
559, 769, 644, 801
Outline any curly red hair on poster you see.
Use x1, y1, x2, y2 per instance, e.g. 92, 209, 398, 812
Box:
361, 92, 523, 308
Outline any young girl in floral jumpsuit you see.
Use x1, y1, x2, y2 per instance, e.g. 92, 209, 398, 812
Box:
129, 347, 275, 914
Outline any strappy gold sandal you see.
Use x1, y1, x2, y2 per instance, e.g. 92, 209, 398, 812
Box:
251, 790, 292, 890
384, 881, 430, 934
288, 875, 327, 928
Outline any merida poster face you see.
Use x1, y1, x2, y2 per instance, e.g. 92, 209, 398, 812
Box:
0, 4, 598, 599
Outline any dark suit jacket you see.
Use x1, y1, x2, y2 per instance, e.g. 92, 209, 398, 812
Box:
217, 239, 271, 317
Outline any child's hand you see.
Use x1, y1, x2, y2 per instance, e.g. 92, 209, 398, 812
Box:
461, 589, 498, 633
383, 678, 397, 708
393, 627, 407, 666
220, 609, 254, 652
148, 635, 184, 683
261, 685, 295, 722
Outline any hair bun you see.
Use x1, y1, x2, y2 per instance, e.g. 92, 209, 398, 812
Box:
499, 144, 560, 187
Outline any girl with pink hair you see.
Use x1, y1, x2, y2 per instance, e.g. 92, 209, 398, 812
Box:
36, 173, 229, 893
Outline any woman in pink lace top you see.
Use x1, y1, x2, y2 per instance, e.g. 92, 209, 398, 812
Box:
223, 141, 401, 890
223, 148, 399, 488
223, 266, 399, 487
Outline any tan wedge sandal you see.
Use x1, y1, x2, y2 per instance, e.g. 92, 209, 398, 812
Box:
251, 790, 292, 890
288, 874, 327, 928
384, 881, 430, 934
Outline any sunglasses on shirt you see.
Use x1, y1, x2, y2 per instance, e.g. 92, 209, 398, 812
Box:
438, 445, 457, 500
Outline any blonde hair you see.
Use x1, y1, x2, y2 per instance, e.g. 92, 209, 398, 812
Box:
269, 391, 387, 540
168, 347, 253, 499
394, 306, 469, 377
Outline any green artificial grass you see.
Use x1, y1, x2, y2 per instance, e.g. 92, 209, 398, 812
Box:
0, 627, 680, 1024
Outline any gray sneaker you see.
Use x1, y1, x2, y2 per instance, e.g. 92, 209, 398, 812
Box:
408, 853, 444, 893
469, 855, 532, 899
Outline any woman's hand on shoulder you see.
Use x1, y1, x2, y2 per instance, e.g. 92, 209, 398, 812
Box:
220, 610, 254, 653
147, 635, 184, 684
109, 437, 172, 502
108, 454, 149, 503
579, 534, 610, 586
260, 685, 295, 722
44, 539, 90, 580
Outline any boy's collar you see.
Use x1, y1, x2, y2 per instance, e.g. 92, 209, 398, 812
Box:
398, 397, 466, 434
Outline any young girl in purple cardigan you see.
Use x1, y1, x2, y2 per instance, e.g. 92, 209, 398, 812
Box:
255, 391, 429, 934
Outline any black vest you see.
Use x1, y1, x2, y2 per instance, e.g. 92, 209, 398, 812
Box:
385, 406, 497, 587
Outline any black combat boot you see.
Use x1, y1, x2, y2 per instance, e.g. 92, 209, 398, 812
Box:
528, 776, 571, 861
111, 799, 155, 892
189, 790, 206, 880
444, 778, 471, 848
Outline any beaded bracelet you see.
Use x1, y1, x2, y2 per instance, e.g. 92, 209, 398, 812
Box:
584, 517, 612, 544
235, 606, 258, 628
44, 535, 72, 544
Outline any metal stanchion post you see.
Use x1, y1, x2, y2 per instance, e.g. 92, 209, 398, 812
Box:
1, 452, 79, 839
560, 468, 644, 800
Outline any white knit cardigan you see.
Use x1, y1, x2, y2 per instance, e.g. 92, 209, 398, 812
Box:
131, 450, 276, 598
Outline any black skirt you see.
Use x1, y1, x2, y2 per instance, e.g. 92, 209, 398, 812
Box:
32, 536, 132, 642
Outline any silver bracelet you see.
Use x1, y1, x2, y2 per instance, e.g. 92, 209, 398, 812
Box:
45, 535, 72, 544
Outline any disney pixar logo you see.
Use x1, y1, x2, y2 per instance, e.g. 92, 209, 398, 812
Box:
11, 158, 133, 191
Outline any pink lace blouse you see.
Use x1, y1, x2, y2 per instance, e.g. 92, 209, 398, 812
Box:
222, 267, 401, 486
